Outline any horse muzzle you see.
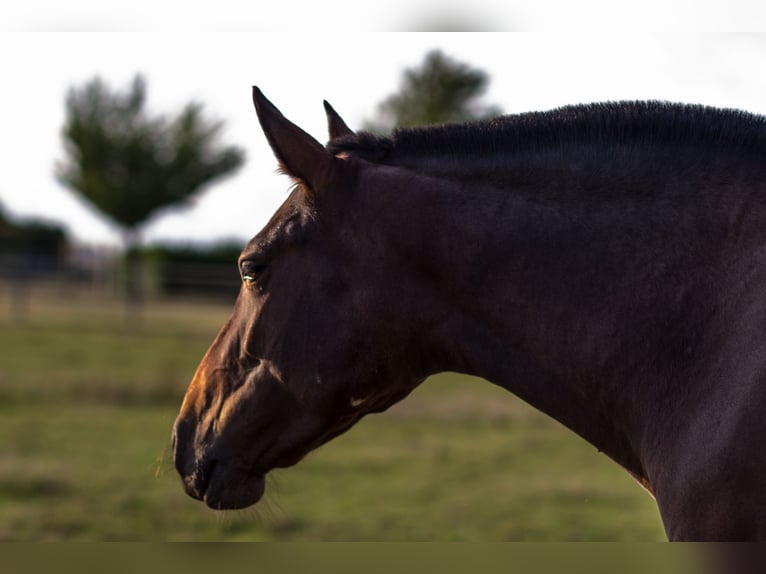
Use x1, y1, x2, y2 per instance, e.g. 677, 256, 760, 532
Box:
171, 415, 266, 510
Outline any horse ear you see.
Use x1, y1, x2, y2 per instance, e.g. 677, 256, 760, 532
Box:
323, 100, 354, 140
252, 87, 334, 188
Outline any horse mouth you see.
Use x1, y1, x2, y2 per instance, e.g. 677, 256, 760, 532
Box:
185, 459, 266, 510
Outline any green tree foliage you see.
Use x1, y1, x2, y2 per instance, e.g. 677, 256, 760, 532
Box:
0, 203, 66, 258
55, 74, 245, 314
138, 241, 244, 300
55, 74, 245, 239
366, 49, 502, 131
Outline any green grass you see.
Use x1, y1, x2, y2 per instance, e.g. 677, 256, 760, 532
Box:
0, 284, 666, 540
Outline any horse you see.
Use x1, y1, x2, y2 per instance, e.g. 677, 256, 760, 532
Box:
173, 87, 766, 540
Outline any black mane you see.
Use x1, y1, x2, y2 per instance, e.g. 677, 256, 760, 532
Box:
328, 101, 766, 166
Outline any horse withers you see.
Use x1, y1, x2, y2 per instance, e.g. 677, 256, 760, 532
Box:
173, 87, 766, 540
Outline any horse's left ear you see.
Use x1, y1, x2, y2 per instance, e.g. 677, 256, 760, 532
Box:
323, 100, 354, 140
253, 87, 336, 189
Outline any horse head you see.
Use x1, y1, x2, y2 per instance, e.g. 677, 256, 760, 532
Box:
172, 89, 431, 509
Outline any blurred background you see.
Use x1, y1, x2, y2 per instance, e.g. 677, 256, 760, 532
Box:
3, 27, 766, 541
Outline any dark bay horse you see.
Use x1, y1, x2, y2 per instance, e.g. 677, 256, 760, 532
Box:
173, 87, 766, 540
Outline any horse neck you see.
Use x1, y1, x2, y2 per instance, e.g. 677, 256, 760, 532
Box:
365, 160, 683, 481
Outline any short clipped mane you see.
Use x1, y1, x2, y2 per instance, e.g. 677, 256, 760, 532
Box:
328, 101, 766, 166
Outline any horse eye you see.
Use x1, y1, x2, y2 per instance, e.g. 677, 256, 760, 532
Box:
240, 261, 268, 283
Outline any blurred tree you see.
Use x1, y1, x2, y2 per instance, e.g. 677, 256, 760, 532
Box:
139, 240, 244, 300
0, 203, 66, 259
55, 74, 245, 314
365, 49, 502, 131
0, 203, 68, 323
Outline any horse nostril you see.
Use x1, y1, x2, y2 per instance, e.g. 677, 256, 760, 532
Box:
171, 415, 213, 502
172, 417, 193, 475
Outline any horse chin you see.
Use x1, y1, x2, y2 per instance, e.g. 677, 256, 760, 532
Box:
203, 461, 266, 510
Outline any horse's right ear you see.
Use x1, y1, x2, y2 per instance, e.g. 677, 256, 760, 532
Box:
323, 100, 354, 140
252, 87, 336, 190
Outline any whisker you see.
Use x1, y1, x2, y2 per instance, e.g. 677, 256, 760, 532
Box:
155, 444, 169, 479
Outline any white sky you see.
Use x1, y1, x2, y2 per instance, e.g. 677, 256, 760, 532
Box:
2, 20, 766, 247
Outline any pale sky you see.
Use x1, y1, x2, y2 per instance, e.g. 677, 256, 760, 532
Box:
3, 29, 766, 247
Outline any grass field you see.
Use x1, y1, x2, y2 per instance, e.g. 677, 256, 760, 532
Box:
0, 283, 666, 540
